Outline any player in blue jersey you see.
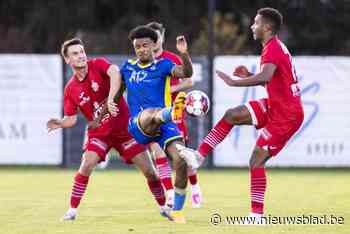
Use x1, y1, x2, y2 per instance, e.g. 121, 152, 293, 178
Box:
107, 26, 198, 223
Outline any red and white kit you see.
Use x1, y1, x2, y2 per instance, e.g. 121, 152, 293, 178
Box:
64, 58, 145, 163
246, 36, 304, 156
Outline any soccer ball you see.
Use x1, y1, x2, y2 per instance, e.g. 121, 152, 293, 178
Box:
185, 90, 210, 117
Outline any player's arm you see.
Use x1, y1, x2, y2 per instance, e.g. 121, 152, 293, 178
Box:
47, 115, 77, 132
171, 78, 193, 93
216, 63, 276, 87
88, 65, 124, 129
171, 36, 193, 79
107, 65, 124, 116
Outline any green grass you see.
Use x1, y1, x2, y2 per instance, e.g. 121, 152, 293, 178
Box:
0, 168, 349, 234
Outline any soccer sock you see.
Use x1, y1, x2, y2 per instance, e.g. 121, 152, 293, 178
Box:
198, 117, 234, 157
250, 168, 267, 215
70, 172, 89, 209
159, 107, 172, 123
173, 187, 186, 211
155, 157, 174, 191
147, 180, 166, 206
187, 167, 198, 185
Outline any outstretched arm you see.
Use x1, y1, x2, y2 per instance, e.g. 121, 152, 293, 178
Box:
47, 115, 77, 132
171, 36, 193, 79
216, 63, 276, 87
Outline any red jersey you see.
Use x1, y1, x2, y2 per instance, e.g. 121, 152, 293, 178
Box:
63, 58, 130, 137
260, 36, 304, 123
156, 50, 183, 102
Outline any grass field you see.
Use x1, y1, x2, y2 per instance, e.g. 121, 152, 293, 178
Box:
0, 167, 349, 234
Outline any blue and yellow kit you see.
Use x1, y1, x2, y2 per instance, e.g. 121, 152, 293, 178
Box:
120, 58, 183, 148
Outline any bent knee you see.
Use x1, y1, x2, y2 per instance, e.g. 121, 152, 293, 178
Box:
224, 106, 250, 125
249, 147, 270, 168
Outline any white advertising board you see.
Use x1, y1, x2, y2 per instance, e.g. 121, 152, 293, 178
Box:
0, 55, 62, 164
213, 56, 350, 167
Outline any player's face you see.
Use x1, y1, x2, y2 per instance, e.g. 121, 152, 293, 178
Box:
65, 44, 87, 68
133, 38, 155, 63
251, 14, 265, 41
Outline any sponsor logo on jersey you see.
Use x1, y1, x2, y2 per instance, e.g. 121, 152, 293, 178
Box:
91, 80, 99, 92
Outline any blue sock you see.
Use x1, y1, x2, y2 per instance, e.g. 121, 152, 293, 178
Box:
173, 192, 186, 211
160, 107, 172, 123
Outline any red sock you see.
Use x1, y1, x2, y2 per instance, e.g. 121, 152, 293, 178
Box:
250, 168, 267, 214
70, 172, 89, 208
155, 157, 174, 191
187, 167, 198, 185
198, 117, 234, 157
147, 180, 166, 206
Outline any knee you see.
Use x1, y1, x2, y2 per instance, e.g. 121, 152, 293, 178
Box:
223, 106, 247, 125
143, 167, 158, 181
80, 154, 98, 175
249, 147, 269, 169
173, 156, 187, 171
249, 151, 258, 169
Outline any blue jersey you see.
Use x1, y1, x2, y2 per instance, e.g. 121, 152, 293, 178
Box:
120, 58, 176, 117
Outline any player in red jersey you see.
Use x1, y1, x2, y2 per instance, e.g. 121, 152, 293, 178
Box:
146, 22, 203, 208
180, 8, 304, 223
46, 38, 171, 221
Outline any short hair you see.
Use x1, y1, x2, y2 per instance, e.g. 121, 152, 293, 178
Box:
61, 38, 84, 57
128, 26, 158, 43
257, 7, 283, 34
146, 21, 165, 36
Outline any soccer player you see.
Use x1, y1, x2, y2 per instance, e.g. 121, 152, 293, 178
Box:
46, 38, 171, 221
107, 26, 197, 223
146, 21, 202, 208
182, 8, 304, 223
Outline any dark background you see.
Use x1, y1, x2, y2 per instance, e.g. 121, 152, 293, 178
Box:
1, 0, 349, 55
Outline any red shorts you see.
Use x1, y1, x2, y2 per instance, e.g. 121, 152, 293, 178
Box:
245, 98, 303, 156
83, 128, 145, 164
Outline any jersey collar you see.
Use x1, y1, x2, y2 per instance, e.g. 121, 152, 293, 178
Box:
136, 59, 157, 69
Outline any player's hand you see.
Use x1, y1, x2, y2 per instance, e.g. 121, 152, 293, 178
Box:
216, 70, 237, 86
46, 118, 62, 133
107, 100, 120, 117
176, 36, 188, 54
233, 65, 250, 78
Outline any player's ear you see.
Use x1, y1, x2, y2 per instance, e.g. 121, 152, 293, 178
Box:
264, 23, 272, 34
63, 56, 70, 65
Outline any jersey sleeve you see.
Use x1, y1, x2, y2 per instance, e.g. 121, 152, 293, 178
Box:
161, 59, 176, 77
261, 44, 280, 67
170, 54, 183, 65
63, 86, 78, 116
94, 57, 112, 75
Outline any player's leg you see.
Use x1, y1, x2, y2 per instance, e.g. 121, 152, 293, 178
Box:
114, 135, 172, 220
62, 150, 101, 221
130, 151, 173, 219
177, 105, 253, 169
136, 92, 187, 137
198, 105, 252, 157
178, 120, 203, 208
180, 99, 269, 169
245, 118, 303, 224
165, 140, 189, 223
187, 167, 202, 208
149, 142, 174, 207
247, 146, 271, 223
